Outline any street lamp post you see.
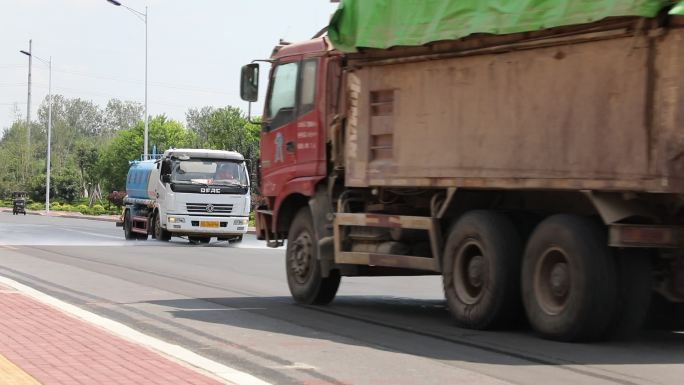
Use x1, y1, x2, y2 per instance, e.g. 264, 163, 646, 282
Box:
20, 40, 32, 179
107, 0, 149, 160
20, 50, 52, 213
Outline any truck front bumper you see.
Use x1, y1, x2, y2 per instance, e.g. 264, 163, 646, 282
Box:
165, 215, 249, 236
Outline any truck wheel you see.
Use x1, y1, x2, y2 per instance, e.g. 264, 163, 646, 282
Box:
522, 214, 617, 342
123, 211, 135, 241
153, 214, 171, 241
442, 210, 522, 329
607, 249, 652, 340
286, 208, 340, 305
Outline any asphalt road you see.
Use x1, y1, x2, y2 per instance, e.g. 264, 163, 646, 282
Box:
0, 212, 682, 385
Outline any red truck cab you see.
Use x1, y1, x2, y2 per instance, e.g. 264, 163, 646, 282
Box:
242, 38, 336, 246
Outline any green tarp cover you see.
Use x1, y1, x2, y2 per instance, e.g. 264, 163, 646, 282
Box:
328, 0, 684, 52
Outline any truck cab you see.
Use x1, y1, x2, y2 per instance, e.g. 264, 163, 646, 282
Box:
241, 38, 334, 244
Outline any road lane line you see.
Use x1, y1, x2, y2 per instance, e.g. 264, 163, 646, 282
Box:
0, 275, 273, 385
59, 227, 123, 240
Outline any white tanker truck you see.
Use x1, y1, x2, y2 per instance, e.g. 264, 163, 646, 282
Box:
117, 149, 250, 244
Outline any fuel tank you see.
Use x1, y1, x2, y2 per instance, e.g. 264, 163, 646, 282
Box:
126, 160, 157, 200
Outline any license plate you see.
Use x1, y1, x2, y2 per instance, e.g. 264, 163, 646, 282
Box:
200, 221, 219, 228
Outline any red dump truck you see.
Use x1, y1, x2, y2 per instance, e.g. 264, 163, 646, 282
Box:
239, 1, 684, 341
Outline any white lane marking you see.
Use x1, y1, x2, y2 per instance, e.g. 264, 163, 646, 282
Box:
60, 227, 123, 240
0, 275, 272, 385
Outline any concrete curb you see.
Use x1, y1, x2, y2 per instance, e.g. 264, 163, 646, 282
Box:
0, 208, 119, 223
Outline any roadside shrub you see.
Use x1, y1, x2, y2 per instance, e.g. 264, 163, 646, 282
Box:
50, 202, 62, 211
28, 203, 43, 211
91, 204, 105, 215
76, 204, 88, 213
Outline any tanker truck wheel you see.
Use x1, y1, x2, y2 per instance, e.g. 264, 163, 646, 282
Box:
153, 213, 171, 242
522, 214, 617, 342
442, 210, 522, 330
286, 208, 340, 305
123, 210, 135, 241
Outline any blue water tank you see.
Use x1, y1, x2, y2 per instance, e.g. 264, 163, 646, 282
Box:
126, 160, 156, 200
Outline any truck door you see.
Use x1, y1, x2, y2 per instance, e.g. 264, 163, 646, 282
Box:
260, 57, 301, 198
294, 58, 323, 178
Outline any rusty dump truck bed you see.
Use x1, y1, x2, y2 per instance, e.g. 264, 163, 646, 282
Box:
342, 17, 684, 194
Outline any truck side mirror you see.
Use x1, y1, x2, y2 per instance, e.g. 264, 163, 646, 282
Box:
240, 63, 259, 102
161, 174, 171, 184
161, 159, 172, 175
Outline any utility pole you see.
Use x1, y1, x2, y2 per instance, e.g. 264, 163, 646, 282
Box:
46, 57, 52, 213
107, 0, 149, 159
22, 39, 33, 181
26, 40, 32, 153
144, 5, 149, 160
21, 48, 52, 212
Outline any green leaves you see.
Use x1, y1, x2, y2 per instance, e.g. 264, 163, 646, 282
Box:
1, 94, 256, 202
96, 115, 196, 191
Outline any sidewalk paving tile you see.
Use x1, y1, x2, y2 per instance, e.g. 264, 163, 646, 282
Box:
0, 288, 228, 385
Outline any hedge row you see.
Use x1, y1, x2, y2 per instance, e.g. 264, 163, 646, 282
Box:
0, 199, 119, 216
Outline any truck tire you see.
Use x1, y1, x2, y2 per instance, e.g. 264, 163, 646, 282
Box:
442, 210, 522, 329
153, 214, 171, 242
123, 211, 135, 241
607, 249, 652, 340
522, 214, 617, 342
286, 208, 340, 305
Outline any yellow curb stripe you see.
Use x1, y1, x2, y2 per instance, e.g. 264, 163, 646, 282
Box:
0, 354, 41, 384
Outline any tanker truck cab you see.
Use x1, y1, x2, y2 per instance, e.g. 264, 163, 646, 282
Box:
122, 149, 250, 244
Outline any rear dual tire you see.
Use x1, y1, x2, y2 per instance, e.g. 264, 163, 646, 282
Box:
442, 211, 522, 329
522, 215, 651, 342
443, 212, 652, 341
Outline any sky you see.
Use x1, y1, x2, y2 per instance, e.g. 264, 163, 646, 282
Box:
0, 0, 339, 132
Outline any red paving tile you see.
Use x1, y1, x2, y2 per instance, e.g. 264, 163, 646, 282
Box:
0, 290, 227, 384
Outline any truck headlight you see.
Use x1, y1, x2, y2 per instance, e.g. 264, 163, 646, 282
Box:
169, 216, 185, 223
234, 218, 248, 226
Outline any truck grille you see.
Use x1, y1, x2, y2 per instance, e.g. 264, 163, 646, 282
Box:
186, 203, 233, 214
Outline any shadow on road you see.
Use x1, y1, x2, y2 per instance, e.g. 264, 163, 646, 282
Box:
145, 295, 684, 367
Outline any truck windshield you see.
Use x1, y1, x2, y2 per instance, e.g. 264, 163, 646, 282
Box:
171, 160, 247, 186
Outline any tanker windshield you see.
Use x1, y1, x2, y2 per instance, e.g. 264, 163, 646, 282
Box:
171, 160, 247, 186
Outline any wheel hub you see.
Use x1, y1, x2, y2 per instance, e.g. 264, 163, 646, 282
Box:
467, 255, 485, 288
453, 241, 488, 304
290, 233, 313, 284
535, 248, 571, 315
549, 262, 569, 298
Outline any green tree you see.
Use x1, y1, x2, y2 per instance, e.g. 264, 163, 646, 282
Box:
185, 106, 260, 179
52, 168, 81, 203
0, 121, 31, 192
97, 115, 196, 191
103, 99, 144, 134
